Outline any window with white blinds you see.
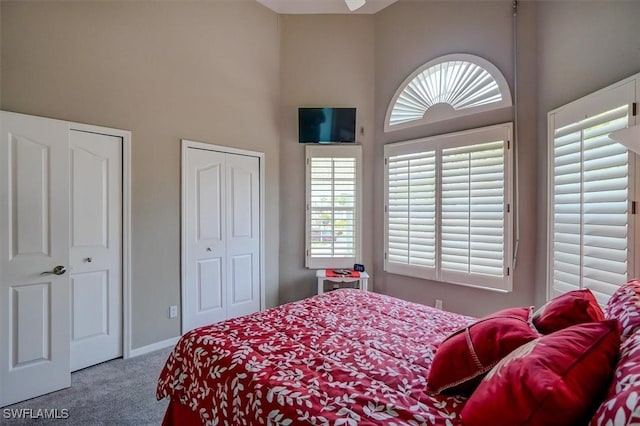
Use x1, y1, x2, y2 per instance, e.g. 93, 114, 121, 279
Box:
305, 145, 362, 269
441, 141, 506, 278
384, 123, 513, 292
387, 151, 437, 277
548, 78, 637, 307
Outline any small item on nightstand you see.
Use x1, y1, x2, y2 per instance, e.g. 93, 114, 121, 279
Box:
326, 269, 360, 278
353, 263, 365, 272
317, 269, 369, 295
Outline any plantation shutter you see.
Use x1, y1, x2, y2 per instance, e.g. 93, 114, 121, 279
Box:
550, 98, 632, 305
384, 123, 512, 292
306, 145, 362, 269
386, 151, 437, 279
441, 141, 506, 281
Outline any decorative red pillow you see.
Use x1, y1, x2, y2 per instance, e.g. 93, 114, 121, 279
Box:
461, 320, 620, 426
590, 331, 640, 425
533, 289, 604, 334
605, 279, 640, 340
426, 306, 539, 395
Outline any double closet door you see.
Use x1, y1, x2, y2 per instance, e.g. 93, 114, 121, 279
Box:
182, 142, 261, 332
0, 111, 123, 407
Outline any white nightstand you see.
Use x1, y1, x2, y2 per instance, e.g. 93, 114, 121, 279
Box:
316, 269, 370, 295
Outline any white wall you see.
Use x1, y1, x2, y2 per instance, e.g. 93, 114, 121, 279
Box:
279, 15, 375, 303
3, 0, 639, 350
1, 1, 281, 349
372, 1, 539, 317
535, 0, 640, 306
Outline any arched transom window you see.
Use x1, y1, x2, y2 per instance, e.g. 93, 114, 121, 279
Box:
385, 54, 512, 132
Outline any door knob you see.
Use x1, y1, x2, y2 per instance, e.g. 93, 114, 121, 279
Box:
42, 265, 67, 276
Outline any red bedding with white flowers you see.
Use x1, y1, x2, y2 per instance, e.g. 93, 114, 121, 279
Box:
156, 289, 474, 425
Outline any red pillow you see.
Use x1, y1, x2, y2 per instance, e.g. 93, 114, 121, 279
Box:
461, 320, 620, 426
533, 289, 604, 334
590, 331, 640, 425
605, 279, 640, 340
426, 307, 539, 395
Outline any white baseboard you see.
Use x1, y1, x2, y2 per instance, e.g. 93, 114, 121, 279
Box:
128, 336, 180, 358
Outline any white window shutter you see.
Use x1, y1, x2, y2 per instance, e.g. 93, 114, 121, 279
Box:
550, 102, 632, 305
384, 123, 512, 291
387, 151, 437, 279
551, 122, 583, 295
385, 54, 512, 132
441, 141, 505, 278
306, 145, 362, 269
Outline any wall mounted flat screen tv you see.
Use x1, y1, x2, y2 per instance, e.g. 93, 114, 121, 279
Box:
299, 107, 356, 143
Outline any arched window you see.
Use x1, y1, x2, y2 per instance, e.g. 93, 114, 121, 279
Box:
385, 54, 512, 132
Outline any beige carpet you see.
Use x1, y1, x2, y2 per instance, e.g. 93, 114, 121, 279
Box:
1, 347, 173, 425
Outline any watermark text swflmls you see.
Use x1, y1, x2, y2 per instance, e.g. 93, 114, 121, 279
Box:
2, 408, 69, 420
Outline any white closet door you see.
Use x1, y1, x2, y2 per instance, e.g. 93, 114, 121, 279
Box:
184, 148, 228, 331
225, 154, 260, 320
0, 111, 71, 407
69, 130, 122, 372
183, 145, 261, 332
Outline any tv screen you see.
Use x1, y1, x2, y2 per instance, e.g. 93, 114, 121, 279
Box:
298, 107, 356, 143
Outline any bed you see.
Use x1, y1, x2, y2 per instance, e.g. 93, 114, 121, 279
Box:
157, 283, 640, 426
156, 289, 474, 425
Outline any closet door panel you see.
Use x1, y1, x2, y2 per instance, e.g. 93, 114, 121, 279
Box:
225, 154, 260, 320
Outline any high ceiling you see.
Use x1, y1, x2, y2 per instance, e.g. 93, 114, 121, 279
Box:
256, 0, 398, 15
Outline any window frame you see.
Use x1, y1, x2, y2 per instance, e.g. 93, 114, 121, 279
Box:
384, 122, 514, 292
305, 144, 363, 269
384, 53, 512, 132
546, 74, 639, 305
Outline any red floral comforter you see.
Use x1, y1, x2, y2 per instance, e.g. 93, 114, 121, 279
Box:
156, 289, 474, 425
